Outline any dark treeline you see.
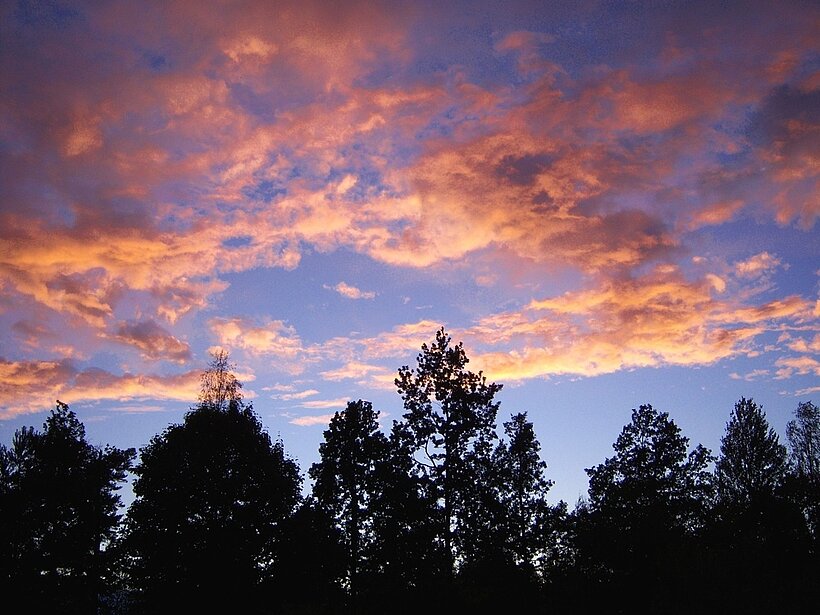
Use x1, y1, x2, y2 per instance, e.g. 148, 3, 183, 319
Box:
1, 329, 818, 613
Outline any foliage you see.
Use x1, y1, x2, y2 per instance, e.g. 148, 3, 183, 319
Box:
395, 327, 502, 573
708, 398, 812, 614
3, 338, 818, 613
786, 401, 820, 542
121, 356, 301, 612
586, 404, 713, 532
787, 401, 820, 485
309, 400, 389, 604
0, 402, 134, 611
495, 412, 556, 574
198, 347, 243, 410
715, 397, 787, 506
364, 419, 445, 606
578, 404, 713, 611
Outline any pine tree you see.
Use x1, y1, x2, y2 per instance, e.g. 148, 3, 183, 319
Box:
309, 400, 389, 608
395, 328, 501, 576
715, 397, 787, 505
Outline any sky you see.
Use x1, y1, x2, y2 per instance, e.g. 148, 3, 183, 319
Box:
1, 0, 818, 506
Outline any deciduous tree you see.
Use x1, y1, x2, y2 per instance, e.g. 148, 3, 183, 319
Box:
121, 354, 301, 612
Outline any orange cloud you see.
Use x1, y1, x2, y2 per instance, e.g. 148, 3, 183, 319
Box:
298, 398, 350, 410
0, 358, 200, 418
273, 389, 319, 401
686, 200, 745, 229
775, 356, 820, 379
320, 361, 388, 381
734, 252, 783, 279
464, 267, 813, 381
210, 318, 305, 363
784, 334, 820, 353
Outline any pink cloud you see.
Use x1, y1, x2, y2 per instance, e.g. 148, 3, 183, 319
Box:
108, 319, 191, 363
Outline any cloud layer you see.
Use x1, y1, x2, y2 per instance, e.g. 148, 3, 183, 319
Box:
0, 1, 817, 417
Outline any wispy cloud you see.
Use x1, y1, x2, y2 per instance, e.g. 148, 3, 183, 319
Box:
289, 413, 335, 427
298, 397, 350, 410
274, 389, 319, 401
324, 282, 376, 300
0, 359, 200, 418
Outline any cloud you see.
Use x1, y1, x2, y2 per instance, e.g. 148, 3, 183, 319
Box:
1, 0, 818, 415
0, 358, 200, 418
730, 369, 770, 382
793, 386, 820, 397
222, 35, 278, 63
108, 319, 191, 362
298, 397, 350, 410
784, 334, 820, 353
775, 356, 820, 380
210, 318, 306, 368
734, 252, 783, 279
289, 413, 335, 427
324, 282, 376, 300
463, 266, 813, 381
274, 389, 319, 401
686, 200, 745, 230
320, 361, 389, 381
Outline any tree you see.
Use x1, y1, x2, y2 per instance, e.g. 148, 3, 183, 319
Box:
786, 401, 820, 541
121, 354, 301, 612
198, 347, 242, 410
364, 419, 445, 611
787, 401, 820, 487
309, 400, 390, 609
579, 404, 713, 611
455, 412, 558, 611
709, 397, 810, 614
495, 412, 555, 575
0, 402, 134, 611
395, 328, 502, 576
272, 501, 347, 614
715, 397, 787, 506
585, 404, 713, 533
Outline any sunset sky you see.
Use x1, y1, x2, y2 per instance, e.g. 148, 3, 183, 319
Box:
1, 0, 818, 505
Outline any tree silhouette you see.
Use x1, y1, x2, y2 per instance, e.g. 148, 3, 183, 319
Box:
309, 400, 389, 610
0, 402, 134, 611
363, 419, 445, 612
715, 398, 787, 506
495, 412, 556, 575
786, 401, 820, 539
121, 355, 301, 612
578, 404, 713, 612
395, 328, 502, 577
707, 397, 810, 614
272, 501, 347, 614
